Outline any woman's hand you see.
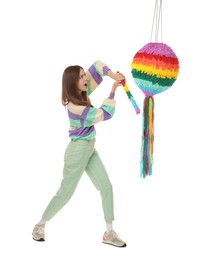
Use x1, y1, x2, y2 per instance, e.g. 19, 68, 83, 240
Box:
107, 70, 125, 93
107, 70, 125, 82
111, 79, 125, 93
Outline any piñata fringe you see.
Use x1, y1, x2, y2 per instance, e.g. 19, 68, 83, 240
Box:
140, 96, 154, 178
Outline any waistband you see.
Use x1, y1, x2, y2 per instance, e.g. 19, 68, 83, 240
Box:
71, 138, 95, 143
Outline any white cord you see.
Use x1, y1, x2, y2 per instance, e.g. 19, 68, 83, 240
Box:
150, 0, 163, 42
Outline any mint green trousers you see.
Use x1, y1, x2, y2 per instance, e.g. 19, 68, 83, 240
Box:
42, 139, 114, 222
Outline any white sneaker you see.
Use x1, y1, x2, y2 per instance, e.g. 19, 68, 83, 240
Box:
32, 224, 45, 241
103, 230, 126, 247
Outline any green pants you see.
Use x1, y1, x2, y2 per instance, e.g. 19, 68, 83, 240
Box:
42, 139, 114, 222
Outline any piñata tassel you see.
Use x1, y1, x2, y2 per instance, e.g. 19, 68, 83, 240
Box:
140, 96, 154, 178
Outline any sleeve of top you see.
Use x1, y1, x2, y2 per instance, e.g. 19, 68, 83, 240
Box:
86, 60, 110, 96
85, 94, 115, 126
68, 92, 116, 127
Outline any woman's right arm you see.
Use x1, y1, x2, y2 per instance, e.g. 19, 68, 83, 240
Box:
83, 80, 123, 125
68, 80, 123, 126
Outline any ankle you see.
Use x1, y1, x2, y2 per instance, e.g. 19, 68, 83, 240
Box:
106, 222, 113, 232
37, 218, 47, 226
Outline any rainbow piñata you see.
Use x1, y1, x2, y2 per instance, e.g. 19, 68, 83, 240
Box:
130, 42, 179, 178
130, 42, 179, 96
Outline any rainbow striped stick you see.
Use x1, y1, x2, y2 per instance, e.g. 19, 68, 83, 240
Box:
122, 80, 140, 114
119, 77, 140, 115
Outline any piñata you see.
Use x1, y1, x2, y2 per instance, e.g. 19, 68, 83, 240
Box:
130, 0, 179, 178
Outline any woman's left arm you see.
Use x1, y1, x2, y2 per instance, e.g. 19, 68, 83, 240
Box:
86, 60, 124, 96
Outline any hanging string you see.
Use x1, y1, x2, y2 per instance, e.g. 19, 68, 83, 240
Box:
150, 0, 163, 42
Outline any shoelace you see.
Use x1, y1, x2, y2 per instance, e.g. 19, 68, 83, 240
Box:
110, 230, 119, 239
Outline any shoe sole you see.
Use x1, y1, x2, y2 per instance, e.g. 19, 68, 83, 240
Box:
33, 238, 45, 242
103, 241, 127, 247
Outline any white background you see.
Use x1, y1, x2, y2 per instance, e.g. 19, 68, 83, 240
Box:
0, 0, 209, 259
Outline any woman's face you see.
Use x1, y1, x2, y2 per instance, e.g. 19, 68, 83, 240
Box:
77, 68, 88, 93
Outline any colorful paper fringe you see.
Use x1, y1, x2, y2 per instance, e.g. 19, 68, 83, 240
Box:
141, 96, 154, 178
130, 42, 179, 177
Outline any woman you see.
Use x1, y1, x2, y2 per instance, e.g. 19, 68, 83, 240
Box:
32, 60, 127, 247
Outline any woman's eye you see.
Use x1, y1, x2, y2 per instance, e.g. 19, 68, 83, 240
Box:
79, 73, 86, 79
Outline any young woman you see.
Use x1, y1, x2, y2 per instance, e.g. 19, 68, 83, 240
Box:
32, 60, 127, 247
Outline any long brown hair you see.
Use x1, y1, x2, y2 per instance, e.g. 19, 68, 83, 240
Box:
61, 65, 92, 106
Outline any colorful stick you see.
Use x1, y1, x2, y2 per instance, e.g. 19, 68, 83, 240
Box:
121, 79, 140, 114
117, 72, 140, 114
